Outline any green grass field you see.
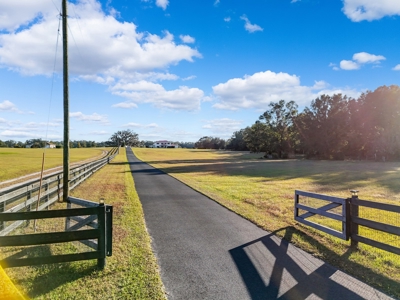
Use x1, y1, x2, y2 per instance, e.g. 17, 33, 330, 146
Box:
133, 148, 400, 298
0, 148, 108, 182
1, 147, 399, 298
2, 148, 166, 299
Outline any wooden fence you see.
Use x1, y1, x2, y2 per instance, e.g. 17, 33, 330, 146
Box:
0, 148, 117, 269
0, 202, 112, 269
349, 198, 400, 255
294, 190, 348, 240
0, 147, 118, 237
295, 190, 400, 255
65, 197, 113, 260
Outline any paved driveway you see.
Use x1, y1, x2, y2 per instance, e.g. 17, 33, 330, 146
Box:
127, 148, 394, 300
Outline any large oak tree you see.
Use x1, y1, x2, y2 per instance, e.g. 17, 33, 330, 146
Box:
109, 130, 139, 147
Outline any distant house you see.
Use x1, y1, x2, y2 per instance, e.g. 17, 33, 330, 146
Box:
45, 143, 56, 149
151, 140, 178, 148
26, 143, 55, 148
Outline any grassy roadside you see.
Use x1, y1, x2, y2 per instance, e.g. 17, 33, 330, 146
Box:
0, 148, 107, 182
133, 148, 400, 298
3, 148, 166, 299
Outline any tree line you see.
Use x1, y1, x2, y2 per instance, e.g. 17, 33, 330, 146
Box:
3, 85, 398, 160
0, 139, 104, 148
0, 130, 195, 149
196, 85, 400, 160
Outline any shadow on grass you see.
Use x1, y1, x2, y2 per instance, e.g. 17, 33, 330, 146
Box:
2, 245, 97, 298
127, 149, 400, 194
230, 226, 399, 299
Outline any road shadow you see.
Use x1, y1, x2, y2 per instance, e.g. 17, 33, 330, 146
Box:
128, 149, 400, 195
230, 227, 397, 299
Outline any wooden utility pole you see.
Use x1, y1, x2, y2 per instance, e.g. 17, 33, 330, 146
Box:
62, 0, 70, 202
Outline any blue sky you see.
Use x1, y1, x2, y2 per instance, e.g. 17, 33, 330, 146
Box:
0, 0, 400, 143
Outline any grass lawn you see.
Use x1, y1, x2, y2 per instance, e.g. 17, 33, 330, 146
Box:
133, 148, 400, 298
2, 148, 166, 299
0, 148, 108, 182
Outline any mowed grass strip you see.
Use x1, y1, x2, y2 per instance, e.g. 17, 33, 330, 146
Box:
133, 148, 400, 298
0, 148, 108, 182
4, 148, 166, 299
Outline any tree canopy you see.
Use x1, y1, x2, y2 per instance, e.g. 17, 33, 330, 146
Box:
109, 130, 140, 147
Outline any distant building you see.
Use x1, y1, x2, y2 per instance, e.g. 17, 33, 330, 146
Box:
151, 140, 178, 148
45, 143, 56, 149
26, 142, 56, 148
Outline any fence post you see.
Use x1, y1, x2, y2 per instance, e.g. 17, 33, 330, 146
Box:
57, 175, 62, 202
350, 190, 359, 248
345, 197, 351, 241
45, 181, 49, 210
65, 201, 72, 231
0, 200, 4, 231
294, 192, 299, 220
97, 201, 106, 269
106, 205, 113, 257
26, 187, 32, 227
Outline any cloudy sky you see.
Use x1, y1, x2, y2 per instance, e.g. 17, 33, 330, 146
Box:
0, 0, 399, 142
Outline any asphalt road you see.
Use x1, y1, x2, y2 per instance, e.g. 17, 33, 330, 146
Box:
126, 148, 394, 300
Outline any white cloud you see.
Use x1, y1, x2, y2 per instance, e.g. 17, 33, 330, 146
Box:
0, 1, 203, 114
340, 60, 360, 70
343, 0, 400, 21
240, 15, 263, 33
112, 102, 138, 109
329, 63, 340, 71
156, 0, 169, 10
214, 0, 220, 6
212, 70, 360, 110
316, 87, 362, 100
291, 0, 301, 3
70, 112, 109, 124
224, 17, 231, 22
182, 75, 196, 81
86, 72, 179, 84
202, 118, 242, 135
1, 130, 43, 138
89, 130, 109, 135
123, 122, 159, 128
202, 95, 214, 102
353, 52, 385, 64
1, 126, 61, 139
0, 119, 63, 140
111, 80, 205, 111
0, 100, 19, 112
25, 121, 61, 128
338, 52, 385, 70
180, 35, 195, 44
0, 1, 201, 77
393, 64, 400, 71
0, 0, 56, 32
79, 75, 115, 85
